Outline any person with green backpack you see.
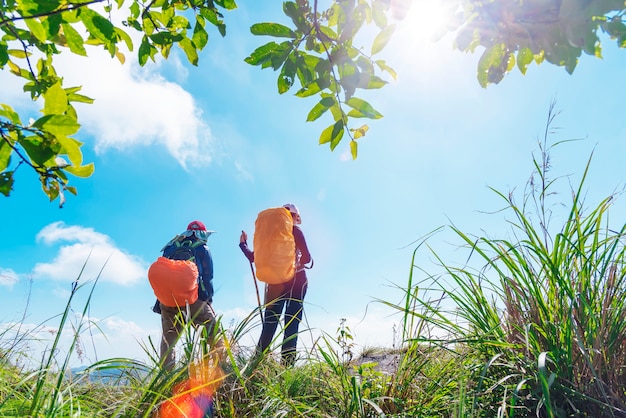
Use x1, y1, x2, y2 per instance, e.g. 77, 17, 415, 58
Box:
239, 203, 313, 366
148, 220, 219, 371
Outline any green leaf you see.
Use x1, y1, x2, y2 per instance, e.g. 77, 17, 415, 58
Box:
215, 0, 237, 10
8, 49, 29, 59
150, 32, 182, 46
0, 104, 22, 125
42, 12, 62, 38
268, 41, 292, 70
603, 18, 626, 40
244, 41, 292, 70
192, 20, 209, 50
278, 55, 297, 94
327, 3, 342, 27
477, 43, 506, 87
371, 24, 395, 55
283, 1, 309, 33
517, 47, 533, 75
319, 122, 333, 145
199, 7, 222, 32
360, 74, 387, 90
351, 124, 369, 139
306, 96, 335, 122
80, 9, 116, 43
250, 23, 297, 38
0, 172, 14, 197
19, 135, 58, 166
130, 1, 140, 19
18, 0, 60, 14
295, 79, 323, 98
329, 103, 342, 121
371, 0, 388, 29
318, 25, 338, 42
0, 139, 12, 171
356, 55, 374, 74
178, 37, 198, 65
115, 27, 134, 51
295, 53, 320, 85
138, 36, 155, 65
33, 114, 80, 137
57, 135, 83, 166
375, 59, 397, 80
67, 92, 94, 104
244, 42, 280, 66
338, 7, 362, 42
345, 97, 382, 119
197, 6, 227, 37
319, 119, 344, 150
329, 120, 345, 151
43, 180, 60, 202
169, 16, 190, 32
25, 18, 47, 42
43, 82, 68, 115
350, 140, 357, 160
0, 43, 7, 67
61, 23, 87, 56
339, 64, 360, 98
142, 14, 156, 36
65, 162, 94, 178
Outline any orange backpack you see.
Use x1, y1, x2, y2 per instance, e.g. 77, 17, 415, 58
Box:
148, 238, 202, 307
253, 207, 296, 284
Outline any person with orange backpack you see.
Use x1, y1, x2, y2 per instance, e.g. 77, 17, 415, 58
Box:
148, 220, 219, 371
239, 203, 312, 366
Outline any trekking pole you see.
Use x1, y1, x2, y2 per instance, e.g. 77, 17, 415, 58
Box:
248, 261, 264, 322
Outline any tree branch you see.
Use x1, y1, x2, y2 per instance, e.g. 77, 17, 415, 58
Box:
0, 0, 106, 28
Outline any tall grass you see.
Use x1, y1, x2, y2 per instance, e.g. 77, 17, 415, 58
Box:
0, 258, 106, 417
383, 104, 626, 417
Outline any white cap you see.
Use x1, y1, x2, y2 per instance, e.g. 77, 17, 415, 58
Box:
283, 203, 301, 224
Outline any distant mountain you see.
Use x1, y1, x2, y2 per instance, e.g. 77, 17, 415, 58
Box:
69, 362, 148, 385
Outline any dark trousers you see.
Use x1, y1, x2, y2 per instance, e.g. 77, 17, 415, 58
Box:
257, 270, 308, 366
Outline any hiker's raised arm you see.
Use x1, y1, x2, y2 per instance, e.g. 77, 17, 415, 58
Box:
239, 230, 254, 263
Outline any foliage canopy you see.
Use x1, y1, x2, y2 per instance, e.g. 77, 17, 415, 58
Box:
441, 0, 626, 87
2, 0, 626, 205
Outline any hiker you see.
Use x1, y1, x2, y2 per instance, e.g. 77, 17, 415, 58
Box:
239, 203, 312, 366
149, 220, 219, 371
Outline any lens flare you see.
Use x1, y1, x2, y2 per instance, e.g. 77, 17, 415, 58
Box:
157, 356, 224, 418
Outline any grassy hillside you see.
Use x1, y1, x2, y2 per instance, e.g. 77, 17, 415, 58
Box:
2, 107, 626, 417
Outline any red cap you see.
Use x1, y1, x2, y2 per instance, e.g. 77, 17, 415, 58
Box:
187, 220, 206, 231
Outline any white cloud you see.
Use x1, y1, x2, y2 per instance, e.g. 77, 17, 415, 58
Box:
102, 317, 150, 336
55, 49, 214, 169
36, 222, 109, 245
0, 315, 159, 366
315, 305, 401, 353
234, 160, 253, 181
0, 268, 19, 288
33, 222, 146, 286
1, 0, 215, 170
68, 316, 154, 363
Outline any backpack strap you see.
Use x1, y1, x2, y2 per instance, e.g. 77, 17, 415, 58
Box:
192, 241, 204, 277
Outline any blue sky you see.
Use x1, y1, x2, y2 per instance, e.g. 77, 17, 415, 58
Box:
2, 2, 626, 366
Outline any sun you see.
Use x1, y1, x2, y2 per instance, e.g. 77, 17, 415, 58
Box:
393, 0, 455, 43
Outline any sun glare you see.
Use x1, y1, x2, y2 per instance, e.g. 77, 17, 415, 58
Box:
384, 0, 460, 83
395, 0, 452, 43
